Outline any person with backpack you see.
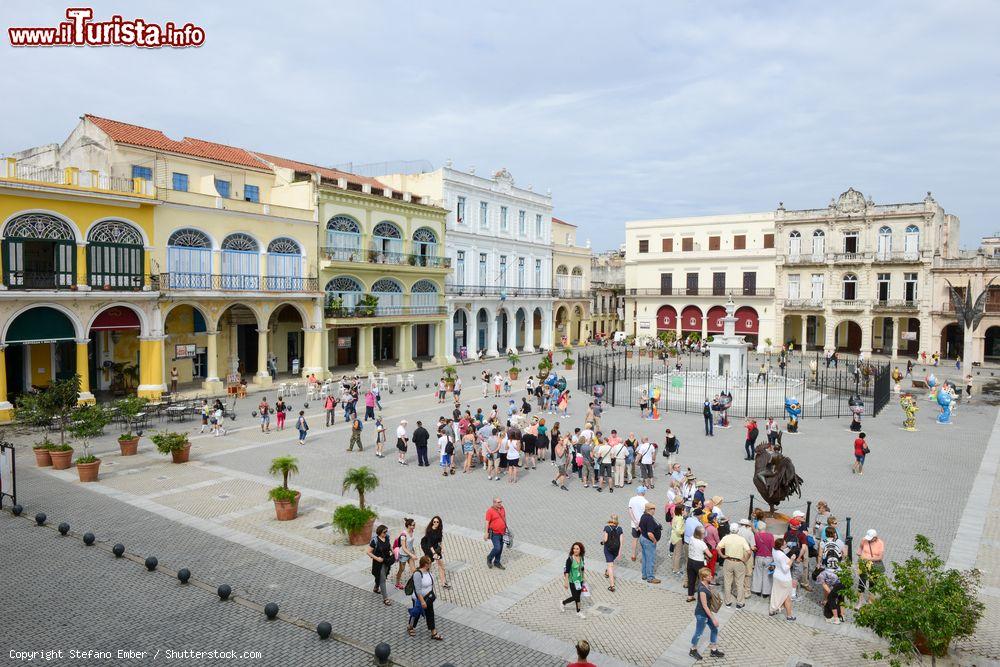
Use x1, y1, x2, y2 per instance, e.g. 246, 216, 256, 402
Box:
295, 411, 309, 446
783, 517, 812, 599
743, 418, 759, 460
703, 400, 714, 436
366, 524, 395, 606
258, 397, 271, 433
348, 416, 363, 452
818, 525, 845, 570
663, 429, 679, 468
405, 556, 442, 641
853, 432, 870, 475
393, 518, 417, 589
689, 566, 725, 660
324, 393, 336, 427
601, 514, 624, 592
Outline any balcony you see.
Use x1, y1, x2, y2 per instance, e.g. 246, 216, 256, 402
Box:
321, 247, 451, 269
1, 158, 154, 198
782, 298, 823, 309
446, 284, 558, 298
3, 268, 159, 292
626, 287, 775, 297
159, 273, 318, 292
324, 304, 447, 319
872, 251, 926, 264
832, 252, 870, 264
781, 254, 828, 265
830, 299, 865, 311
873, 299, 919, 311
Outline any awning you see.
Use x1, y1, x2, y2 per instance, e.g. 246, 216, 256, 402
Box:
656, 305, 677, 330
91, 307, 140, 330
5, 306, 75, 344
706, 306, 727, 334
735, 306, 759, 335
680, 305, 703, 332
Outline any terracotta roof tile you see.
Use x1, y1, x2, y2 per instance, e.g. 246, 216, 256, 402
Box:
552, 216, 577, 227
255, 153, 385, 190
85, 114, 271, 170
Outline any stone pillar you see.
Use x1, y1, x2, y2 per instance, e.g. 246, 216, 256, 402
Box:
541, 307, 554, 350
800, 316, 808, 351
356, 325, 375, 374
860, 312, 873, 355
487, 309, 499, 357
432, 322, 448, 366
890, 318, 900, 359
255, 329, 272, 386
75, 243, 89, 290
0, 346, 11, 422
203, 331, 223, 394
137, 336, 165, 399
523, 310, 535, 353
824, 317, 836, 353
399, 324, 416, 371
75, 339, 95, 404
303, 329, 324, 378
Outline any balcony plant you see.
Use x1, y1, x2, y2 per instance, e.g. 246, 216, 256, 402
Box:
561, 345, 575, 370
268, 455, 301, 521
332, 466, 379, 545
115, 396, 148, 456
507, 352, 521, 380
151, 431, 192, 464
357, 294, 379, 318
324, 294, 347, 318
854, 534, 984, 664
16, 375, 81, 469
69, 404, 110, 482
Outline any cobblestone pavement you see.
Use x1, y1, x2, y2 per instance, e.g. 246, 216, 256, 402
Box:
4, 354, 1000, 666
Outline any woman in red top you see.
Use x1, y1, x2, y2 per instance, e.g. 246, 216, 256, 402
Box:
704, 514, 721, 576
853, 432, 869, 475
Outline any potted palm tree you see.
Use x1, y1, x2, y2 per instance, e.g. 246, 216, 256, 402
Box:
332, 466, 379, 545
115, 396, 148, 456
625, 335, 636, 358
507, 352, 521, 380
537, 355, 553, 380
69, 404, 110, 482
442, 365, 458, 392
561, 345, 575, 370
268, 456, 300, 521
151, 431, 192, 463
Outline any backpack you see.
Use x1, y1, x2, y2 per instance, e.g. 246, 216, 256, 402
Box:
821, 540, 843, 568
404, 574, 415, 596
605, 526, 621, 553
785, 528, 803, 554
708, 587, 723, 613
806, 534, 818, 558
445, 440, 455, 456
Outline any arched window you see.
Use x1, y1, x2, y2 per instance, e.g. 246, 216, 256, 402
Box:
571, 266, 584, 294
325, 275, 364, 315
812, 229, 826, 259
166, 228, 212, 289
555, 265, 569, 296
904, 224, 920, 258
371, 222, 403, 264
87, 219, 144, 289
788, 230, 802, 258
2, 213, 76, 288
266, 237, 303, 291
325, 215, 361, 261
412, 227, 438, 265
842, 273, 858, 301
371, 277, 403, 315
411, 279, 439, 314
876, 225, 892, 259
221, 233, 260, 290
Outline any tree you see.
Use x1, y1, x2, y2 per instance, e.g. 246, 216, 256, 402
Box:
342, 466, 379, 510
269, 456, 299, 490
15, 375, 82, 446
68, 404, 110, 463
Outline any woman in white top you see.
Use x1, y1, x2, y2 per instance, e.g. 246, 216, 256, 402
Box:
506, 436, 521, 484
769, 537, 796, 620
686, 526, 709, 601
407, 556, 442, 640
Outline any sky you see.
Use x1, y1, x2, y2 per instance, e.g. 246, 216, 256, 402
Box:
2, 1, 999, 251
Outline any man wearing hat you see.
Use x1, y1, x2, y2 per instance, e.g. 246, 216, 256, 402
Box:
693, 481, 708, 508
717, 525, 752, 607
735, 518, 757, 594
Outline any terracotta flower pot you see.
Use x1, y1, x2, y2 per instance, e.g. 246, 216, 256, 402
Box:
347, 517, 376, 546
49, 449, 74, 470
273, 491, 301, 521
170, 443, 192, 464
445, 381, 455, 393
76, 459, 101, 483
118, 437, 140, 456
564, 362, 574, 370
625, 351, 634, 359
508, 371, 520, 380
33, 448, 53, 467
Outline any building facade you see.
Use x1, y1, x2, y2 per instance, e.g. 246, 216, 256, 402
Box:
591, 249, 625, 337
774, 188, 957, 357
378, 166, 555, 360
551, 218, 593, 345
624, 212, 777, 349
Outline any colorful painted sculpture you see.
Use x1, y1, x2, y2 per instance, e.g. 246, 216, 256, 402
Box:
937, 382, 955, 424
785, 397, 801, 433
848, 394, 864, 432
650, 386, 661, 420
900, 393, 919, 431
718, 391, 733, 427
926, 373, 938, 401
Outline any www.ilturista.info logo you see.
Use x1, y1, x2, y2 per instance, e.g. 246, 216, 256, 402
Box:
8, 8, 205, 48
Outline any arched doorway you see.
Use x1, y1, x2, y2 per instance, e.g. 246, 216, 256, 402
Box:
325, 215, 361, 261
783, 314, 804, 349
452, 309, 469, 358
572, 305, 584, 343
900, 317, 920, 356
3, 305, 80, 399
412, 228, 439, 266
496, 309, 510, 353
371, 221, 403, 263
835, 320, 863, 353
268, 305, 305, 377
735, 306, 759, 347
532, 308, 543, 348
986, 326, 1000, 361
941, 324, 963, 359
515, 308, 527, 351
217, 304, 262, 379
556, 305, 569, 345
163, 304, 210, 389
656, 305, 677, 332
87, 219, 145, 289
476, 308, 490, 352
89, 305, 143, 395
266, 237, 303, 291
680, 305, 703, 339
167, 228, 212, 289
221, 233, 261, 290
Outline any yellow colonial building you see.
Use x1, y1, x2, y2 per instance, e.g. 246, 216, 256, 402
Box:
552, 217, 593, 345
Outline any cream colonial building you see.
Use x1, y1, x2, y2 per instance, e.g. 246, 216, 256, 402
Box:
624, 212, 777, 349
591, 249, 625, 337
774, 188, 957, 357
551, 217, 593, 345
378, 166, 555, 360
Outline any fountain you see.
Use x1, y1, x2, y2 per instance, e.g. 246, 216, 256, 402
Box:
708, 297, 748, 377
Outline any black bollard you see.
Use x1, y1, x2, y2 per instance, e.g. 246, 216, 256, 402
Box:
83, 532, 95, 546
374, 643, 391, 666
12, 504, 23, 516
112, 543, 125, 558
35, 512, 46, 526
316, 622, 332, 640
177, 568, 191, 584
58, 522, 70, 535
264, 602, 279, 619
144, 556, 158, 571
217, 584, 232, 600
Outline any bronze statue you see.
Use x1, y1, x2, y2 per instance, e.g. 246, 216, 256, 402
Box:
946, 277, 997, 365
753, 442, 803, 512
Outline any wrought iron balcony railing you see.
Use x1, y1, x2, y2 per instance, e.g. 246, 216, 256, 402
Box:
324, 304, 447, 318
321, 246, 451, 268
159, 273, 318, 292
626, 287, 775, 297
445, 284, 559, 298
873, 299, 919, 310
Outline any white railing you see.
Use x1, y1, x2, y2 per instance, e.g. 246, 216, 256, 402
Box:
1, 158, 153, 196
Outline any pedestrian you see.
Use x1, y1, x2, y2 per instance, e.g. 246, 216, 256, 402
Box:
420, 516, 451, 589
815, 563, 846, 624
170, 366, 179, 394
484, 497, 507, 570
769, 537, 796, 620
552, 435, 571, 490
548, 421, 560, 461
295, 410, 308, 446
670, 505, 687, 574
347, 416, 363, 452
595, 437, 614, 493
744, 418, 759, 460
784, 517, 811, 599
965, 374, 973, 400
637, 437, 656, 488
405, 420, 426, 466
906, 359, 914, 377
366, 524, 395, 606
406, 556, 443, 640
751, 521, 775, 597
560, 542, 587, 618
765, 417, 777, 445
686, 526, 709, 601
627, 485, 649, 561
258, 397, 271, 433
437, 377, 446, 403
857, 529, 885, 608
689, 567, 725, 661
395, 419, 409, 464
212, 404, 226, 437
611, 435, 627, 489
703, 399, 714, 436
493, 372, 503, 397
364, 389, 376, 421
523, 418, 539, 470
537, 417, 549, 462
639, 388, 650, 419
601, 514, 623, 592
663, 428, 678, 468
568, 640, 598, 667
625, 432, 639, 484
639, 502, 663, 584
324, 393, 336, 426
505, 434, 521, 483
453, 376, 462, 403
394, 518, 417, 588
199, 399, 210, 434
485, 427, 501, 480
461, 429, 476, 473
717, 527, 751, 607
852, 431, 869, 475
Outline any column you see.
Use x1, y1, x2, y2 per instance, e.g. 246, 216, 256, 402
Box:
523, 308, 536, 353
75, 339, 95, 404
487, 309, 499, 357
701, 310, 708, 342
303, 329, 324, 377
824, 317, 836, 353
202, 331, 223, 394
800, 316, 808, 351
399, 324, 416, 371
137, 336, 165, 399
860, 313, 873, 355
890, 318, 900, 359
541, 307, 554, 350
255, 329, 272, 385
0, 346, 11, 422
75, 243, 89, 290
432, 322, 448, 366
356, 325, 375, 374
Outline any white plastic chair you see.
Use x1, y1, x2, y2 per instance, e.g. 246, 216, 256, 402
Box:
395, 374, 404, 389
277, 383, 287, 399
406, 373, 416, 389
288, 382, 300, 396
319, 383, 330, 399
307, 384, 317, 400
377, 372, 388, 390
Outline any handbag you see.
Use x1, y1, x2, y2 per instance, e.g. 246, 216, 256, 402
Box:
502, 529, 513, 547
708, 587, 723, 612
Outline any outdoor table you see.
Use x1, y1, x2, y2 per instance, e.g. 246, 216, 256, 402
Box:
166, 406, 189, 422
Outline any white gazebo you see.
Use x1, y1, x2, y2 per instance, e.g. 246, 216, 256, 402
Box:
708, 297, 749, 377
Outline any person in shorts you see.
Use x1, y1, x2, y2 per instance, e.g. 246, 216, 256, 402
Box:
258, 398, 271, 433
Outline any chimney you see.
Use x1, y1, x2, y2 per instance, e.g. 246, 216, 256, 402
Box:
337, 177, 347, 189
403, 192, 412, 202
362, 183, 372, 194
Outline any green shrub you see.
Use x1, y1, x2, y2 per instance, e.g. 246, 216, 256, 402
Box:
150, 431, 190, 454
33, 437, 56, 451
268, 486, 299, 503
332, 504, 377, 535
75, 454, 99, 465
